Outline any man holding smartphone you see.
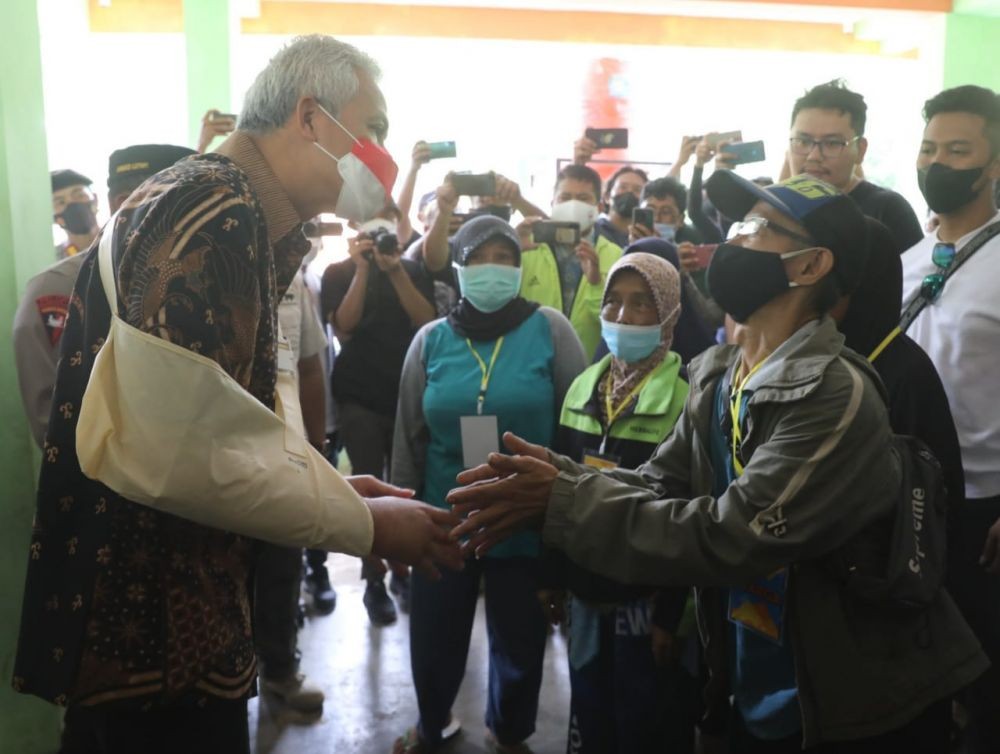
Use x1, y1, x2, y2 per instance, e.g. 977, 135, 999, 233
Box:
516, 164, 623, 359
322, 220, 438, 626
573, 130, 649, 249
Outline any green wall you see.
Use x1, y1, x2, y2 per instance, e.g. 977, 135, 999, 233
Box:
0, 0, 64, 751
943, 12, 1000, 91
184, 0, 232, 148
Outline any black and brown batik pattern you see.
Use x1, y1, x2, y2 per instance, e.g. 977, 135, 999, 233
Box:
13, 136, 309, 708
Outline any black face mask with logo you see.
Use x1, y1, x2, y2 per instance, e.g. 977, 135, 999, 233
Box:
56, 201, 97, 235
918, 162, 987, 214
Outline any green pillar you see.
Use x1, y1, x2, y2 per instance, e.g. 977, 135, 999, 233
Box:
0, 0, 63, 750
944, 3, 1000, 90
184, 0, 232, 149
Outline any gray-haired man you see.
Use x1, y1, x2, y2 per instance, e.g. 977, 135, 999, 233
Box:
15, 35, 463, 752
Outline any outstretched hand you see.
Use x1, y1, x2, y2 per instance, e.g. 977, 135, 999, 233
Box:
367, 497, 464, 580
446, 433, 558, 557
348, 475, 415, 499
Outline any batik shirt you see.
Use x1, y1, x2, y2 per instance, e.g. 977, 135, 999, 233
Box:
13, 132, 307, 708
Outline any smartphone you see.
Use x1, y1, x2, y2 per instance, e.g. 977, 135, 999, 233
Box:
707, 130, 743, 148
632, 207, 655, 230
302, 221, 343, 238
469, 205, 512, 223
724, 140, 766, 165
451, 173, 496, 197
533, 221, 581, 246
211, 112, 238, 122
585, 127, 629, 150
690, 243, 718, 270
427, 141, 457, 160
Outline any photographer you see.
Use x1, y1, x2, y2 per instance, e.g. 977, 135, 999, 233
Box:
628, 177, 704, 247
518, 164, 624, 359
321, 221, 437, 625
573, 132, 649, 249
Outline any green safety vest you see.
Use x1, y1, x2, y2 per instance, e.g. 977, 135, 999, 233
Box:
519, 235, 623, 358
559, 352, 689, 446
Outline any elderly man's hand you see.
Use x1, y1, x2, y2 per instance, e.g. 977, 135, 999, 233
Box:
367, 497, 465, 580
446, 433, 558, 557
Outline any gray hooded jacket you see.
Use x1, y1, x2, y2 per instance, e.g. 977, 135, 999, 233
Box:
542, 317, 987, 745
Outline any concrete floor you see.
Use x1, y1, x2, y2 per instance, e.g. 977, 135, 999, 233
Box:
249, 553, 571, 754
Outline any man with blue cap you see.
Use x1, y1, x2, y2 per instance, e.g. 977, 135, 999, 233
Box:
447, 172, 987, 752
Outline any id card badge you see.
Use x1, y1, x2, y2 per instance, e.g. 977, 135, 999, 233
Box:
460, 415, 500, 469
727, 567, 789, 645
277, 337, 295, 375
582, 448, 621, 471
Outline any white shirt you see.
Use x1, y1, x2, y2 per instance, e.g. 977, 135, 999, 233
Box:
278, 271, 328, 364
901, 211, 1000, 499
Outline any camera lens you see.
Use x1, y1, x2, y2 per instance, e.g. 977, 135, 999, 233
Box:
374, 229, 398, 255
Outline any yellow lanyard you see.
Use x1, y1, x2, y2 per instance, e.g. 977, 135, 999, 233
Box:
729, 358, 766, 477
867, 326, 901, 364
466, 337, 505, 416
603, 369, 654, 430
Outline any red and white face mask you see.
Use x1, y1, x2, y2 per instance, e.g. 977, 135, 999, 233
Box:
314, 103, 398, 223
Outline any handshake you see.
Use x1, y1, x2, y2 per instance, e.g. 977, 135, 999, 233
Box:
364, 433, 558, 576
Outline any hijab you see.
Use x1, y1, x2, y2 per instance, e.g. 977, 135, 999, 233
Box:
446, 216, 539, 341
624, 237, 716, 363
598, 252, 681, 426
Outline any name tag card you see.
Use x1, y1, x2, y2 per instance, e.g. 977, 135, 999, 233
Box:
460, 415, 500, 469
277, 339, 295, 374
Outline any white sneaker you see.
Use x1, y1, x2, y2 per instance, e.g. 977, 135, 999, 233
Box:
441, 714, 462, 740
261, 672, 325, 712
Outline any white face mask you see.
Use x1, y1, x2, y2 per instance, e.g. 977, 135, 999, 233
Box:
312, 104, 398, 224
550, 199, 598, 232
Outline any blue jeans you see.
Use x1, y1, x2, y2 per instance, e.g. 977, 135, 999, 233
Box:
410, 556, 547, 746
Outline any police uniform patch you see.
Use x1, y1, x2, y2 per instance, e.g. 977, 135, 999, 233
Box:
36, 295, 70, 347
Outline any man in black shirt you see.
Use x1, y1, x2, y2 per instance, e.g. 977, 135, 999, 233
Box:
321, 226, 436, 626
788, 80, 924, 253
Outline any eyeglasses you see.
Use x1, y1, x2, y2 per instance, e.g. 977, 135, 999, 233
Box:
920, 242, 956, 303
726, 214, 814, 246
788, 136, 860, 158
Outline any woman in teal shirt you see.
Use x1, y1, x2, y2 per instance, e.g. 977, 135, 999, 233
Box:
391, 216, 586, 753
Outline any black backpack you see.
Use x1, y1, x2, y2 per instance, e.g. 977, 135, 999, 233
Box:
833, 432, 948, 610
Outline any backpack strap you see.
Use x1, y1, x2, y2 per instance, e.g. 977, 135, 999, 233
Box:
900, 220, 1000, 333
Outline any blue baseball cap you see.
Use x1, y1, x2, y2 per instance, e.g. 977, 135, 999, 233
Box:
706, 171, 869, 294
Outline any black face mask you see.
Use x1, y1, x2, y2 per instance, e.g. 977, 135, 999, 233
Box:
707, 242, 814, 323
612, 192, 639, 218
918, 162, 986, 214
57, 201, 97, 235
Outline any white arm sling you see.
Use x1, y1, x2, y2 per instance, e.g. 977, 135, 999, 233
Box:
75, 218, 373, 555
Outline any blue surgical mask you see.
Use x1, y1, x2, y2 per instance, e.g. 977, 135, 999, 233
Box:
455, 263, 522, 313
601, 320, 662, 363
654, 223, 676, 243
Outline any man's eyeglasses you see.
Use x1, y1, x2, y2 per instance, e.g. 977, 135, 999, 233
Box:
920, 242, 956, 303
726, 215, 813, 246
788, 136, 860, 158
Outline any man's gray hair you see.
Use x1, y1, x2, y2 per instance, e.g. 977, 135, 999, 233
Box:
239, 35, 381, 133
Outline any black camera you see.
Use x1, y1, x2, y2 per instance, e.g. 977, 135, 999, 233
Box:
367, 227, 399, 255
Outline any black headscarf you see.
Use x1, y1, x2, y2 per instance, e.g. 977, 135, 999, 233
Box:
447, 215, 538, 342
623, 238, 716, 363
838, 218, 902, 358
